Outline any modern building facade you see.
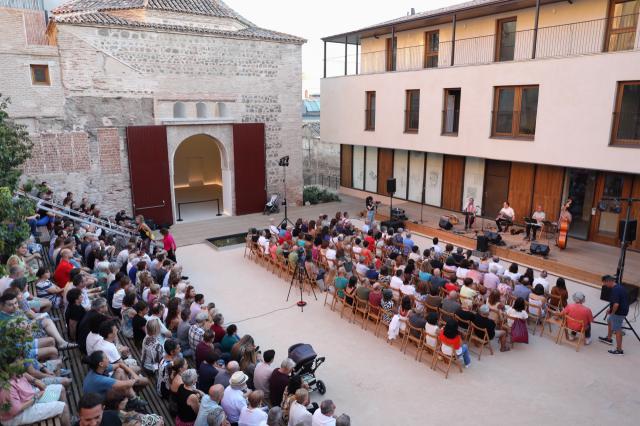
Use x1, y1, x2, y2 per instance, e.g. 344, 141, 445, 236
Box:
321, 0, 640, 249
0, 0, 304, 225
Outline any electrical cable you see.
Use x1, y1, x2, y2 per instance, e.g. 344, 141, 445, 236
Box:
227, 303, 299, 324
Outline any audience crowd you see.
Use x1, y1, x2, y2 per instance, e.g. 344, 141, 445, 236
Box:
0, 187, 350, 426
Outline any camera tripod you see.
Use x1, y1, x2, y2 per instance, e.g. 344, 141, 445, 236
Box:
287, 262, 318, 312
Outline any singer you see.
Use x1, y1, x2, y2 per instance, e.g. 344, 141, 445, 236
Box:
463, 197, 477, 230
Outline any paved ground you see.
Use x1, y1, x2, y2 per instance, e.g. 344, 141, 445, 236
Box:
177, 232, 640, 426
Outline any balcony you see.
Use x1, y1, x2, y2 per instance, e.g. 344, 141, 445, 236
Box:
324, 14, 640, 77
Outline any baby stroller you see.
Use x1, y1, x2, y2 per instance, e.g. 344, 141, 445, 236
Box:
288, 343, 326, 395
263, 193, 280, 215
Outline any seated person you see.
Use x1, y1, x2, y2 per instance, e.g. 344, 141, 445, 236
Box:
495, 202, 514, 232
474, 304, 508, 352
562, 292, 593, 345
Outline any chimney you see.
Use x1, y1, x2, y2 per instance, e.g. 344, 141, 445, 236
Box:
304, 89, 309, 99
411, 8, 415, 15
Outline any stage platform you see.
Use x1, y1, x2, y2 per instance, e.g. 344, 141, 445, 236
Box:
170, 193, 639, 289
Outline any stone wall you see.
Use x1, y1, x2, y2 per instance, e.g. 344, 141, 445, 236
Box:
303, 123, 340, 189
56, 24, 303, 206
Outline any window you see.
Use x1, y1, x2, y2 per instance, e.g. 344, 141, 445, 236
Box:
30, 64, 50, 85
365, 91, 376, 131
424, 30, 439, 68
495, 17, 517, 62
173, 102, 186, 118
405, 90, 420, 133
196, 102, 209, 118
605, 0, 640, 52
385, 37, 396, 71
442, 88, 461, 135
492, 85, 539, 138
611, 81, 640, 145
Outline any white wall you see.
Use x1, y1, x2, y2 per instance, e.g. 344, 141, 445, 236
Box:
321, 50, 640, 175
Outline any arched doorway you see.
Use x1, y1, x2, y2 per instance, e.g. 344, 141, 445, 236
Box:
173, 134, 225, 221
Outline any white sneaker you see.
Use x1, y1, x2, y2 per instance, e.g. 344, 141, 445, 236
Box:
585, 338, 592, 345
567, 333, 576, 341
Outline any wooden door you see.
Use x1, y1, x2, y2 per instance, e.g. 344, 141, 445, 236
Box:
126, 125, 173, 227
483, 160, 511, 220
441, 155, 464, 211
508, 162, 535, 225
377, 148, 394, 196
532, 165, 565, 222
590, 172, 634, 245
233, 123, 266, 215
631, 175, 640, 250
340, 145, 353, 188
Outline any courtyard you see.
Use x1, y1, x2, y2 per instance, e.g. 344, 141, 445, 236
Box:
177, 229, 640, 425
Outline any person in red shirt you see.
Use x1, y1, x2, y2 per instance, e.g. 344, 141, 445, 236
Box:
439, 319, 471, 367
562, 291, 593, 344
53, 249, 74, 288
159, 228, 177, 262
210, 313, 225, 343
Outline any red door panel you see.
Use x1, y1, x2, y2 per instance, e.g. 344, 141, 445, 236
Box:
126, 126, 174, 227
233, 123, 266, 215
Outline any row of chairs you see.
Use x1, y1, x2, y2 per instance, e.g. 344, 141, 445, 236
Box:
322, 287, 495, 379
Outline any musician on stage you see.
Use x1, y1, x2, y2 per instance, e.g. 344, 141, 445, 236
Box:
365, 196, 377, 224
559, 198, 573, 224
524, 205, 545, 241
463, 197, 477, 230
495, 201, 515, 232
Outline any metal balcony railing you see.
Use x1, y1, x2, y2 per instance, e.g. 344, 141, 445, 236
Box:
612, 111, 640, 142
364, 109, 376, 130
491, 110, 537, 137
404, 109, 420, 132
355, 14, 640, 75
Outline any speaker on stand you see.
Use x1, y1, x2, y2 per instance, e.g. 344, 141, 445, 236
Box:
386, 178, 396, 222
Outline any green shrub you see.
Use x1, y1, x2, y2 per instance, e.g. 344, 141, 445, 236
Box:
303, 186, 341, 205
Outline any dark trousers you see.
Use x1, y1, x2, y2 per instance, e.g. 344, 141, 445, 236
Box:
496, 218, 512, 232
465, 214, 475, 229
525, 224, 541, 240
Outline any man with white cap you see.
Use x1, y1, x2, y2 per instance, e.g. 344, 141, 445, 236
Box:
221, 371, 248, 425
563, 291, 593, 345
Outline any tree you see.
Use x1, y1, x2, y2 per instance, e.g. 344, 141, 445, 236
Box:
0, 316, 38, 410
0, 187, 34, 261
0, 95, 33, 190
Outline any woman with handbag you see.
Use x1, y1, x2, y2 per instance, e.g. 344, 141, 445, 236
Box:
505, 297, 529, 344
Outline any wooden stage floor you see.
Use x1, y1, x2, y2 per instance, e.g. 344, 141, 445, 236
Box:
170, 193, 639, 288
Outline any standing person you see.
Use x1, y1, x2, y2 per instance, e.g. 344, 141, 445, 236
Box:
365, 196, 376, 225
160, 228, 177, 262
135, 215, 153, 253
599, 275, 629, 355
463, 198, 477, 230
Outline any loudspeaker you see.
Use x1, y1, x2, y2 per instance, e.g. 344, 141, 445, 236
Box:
386, 178, 396, 194
476, 236, 489, 252
484, 231, 502, 245
619, 220, 637, 242
439, 216, 453, 230
600, 283, 639, 303
530, 242, 550, 256
381, 219, 404, 231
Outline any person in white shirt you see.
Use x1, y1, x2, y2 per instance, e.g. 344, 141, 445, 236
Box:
431, 237, 443, 255
288, 388, 312, 426
312, 399, 337, 426
112, 276, 132, 313
496, 201, 515, 232
221, 371, 249, 424
258, 231, 270, 254
116, 244, 133, 267
488, 257, 505, 276
525, 205, 546, 241
354, 257, 368, 276
533, 270, 550, 294
389, 270, 404, 291
238, 390, 267, 426
93, 320, 122, 364
253, 350, 276, 400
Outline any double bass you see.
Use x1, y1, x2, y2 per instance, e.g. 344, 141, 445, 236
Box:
556, 199, 573, 250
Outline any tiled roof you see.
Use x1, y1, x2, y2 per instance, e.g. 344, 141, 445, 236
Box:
52, 11, 306, 43
53, 0, 244, 20
370, 0, 500, 29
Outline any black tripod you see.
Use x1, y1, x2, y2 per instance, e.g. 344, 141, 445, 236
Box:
279, 155, 295, 228
287, 262, 318, 312
592, 196, 640, 342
